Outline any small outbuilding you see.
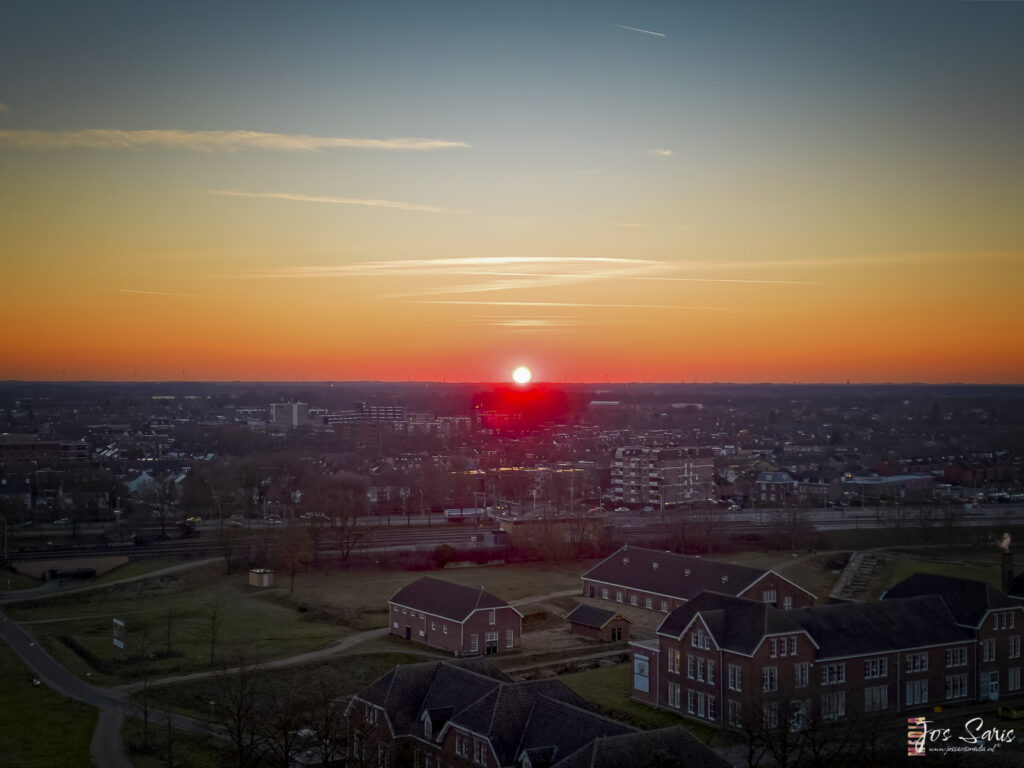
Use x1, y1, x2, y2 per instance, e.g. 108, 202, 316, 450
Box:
248, 568, 275, 588
567, 603, 631, 642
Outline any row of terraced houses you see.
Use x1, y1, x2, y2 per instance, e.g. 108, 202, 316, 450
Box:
576, 545, 1024, 730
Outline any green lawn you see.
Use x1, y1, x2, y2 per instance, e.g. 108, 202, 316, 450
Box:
123, 715, 226, 768
560, 663, 697, 731
0, 643, 98, 768
88, 558, 180, 586
135, 652, 428, 720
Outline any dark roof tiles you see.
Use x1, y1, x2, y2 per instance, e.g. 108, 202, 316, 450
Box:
389, 576, 511, 622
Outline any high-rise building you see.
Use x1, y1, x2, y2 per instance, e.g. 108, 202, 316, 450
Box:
611, 446, 713, 508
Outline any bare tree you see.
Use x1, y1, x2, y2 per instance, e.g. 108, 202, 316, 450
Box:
257, 672, 310, 768
307, 678, 348, 766
207, 653, 266, 768
274, 523, 313, 594
206, 597, 224, 667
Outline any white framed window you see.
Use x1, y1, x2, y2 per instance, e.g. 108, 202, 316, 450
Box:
864, 685, 888, 712
696, 657, 706, 682
473, 740, 486, 765
983, 638, 996, 662
708, 660, 716, 685
687, 689, 696, 714
616, 590, 623, 603
905, 652, 928, 673
470, 634, 479, 653
443, 624, 448, 635
762, 667, 778, 692
691, 629, 710, 650
763, 701, 778, 729
945, 674, 968, 700
728, 664, 742, 692
945, 647, 967, 668
431, 621, 436, 631
697, 691, 706, 718
728, 699, 743, 727
1010, 636, 1021, 659
783, 595, 793, 610
820, 663, 845, 685
822, 692, 845, 720
365, 704, 378, 724
788, 637, 797, 655
485, 631, 498, 643
455, 734, 469, 758
762, 589, 777, 604
906, 678, 929, 706
630, 594, 639, 606
505, 629, 514, 649
1010, 667, 1021, 692
769, 639, 777, 658
794, 662, 810, 689
645, 597, 653, 609
488, 609, 495, 625
707, 695, 717, 721
660, 599, 669, 612
667, 682, 681, 709
686, 654, 695, 679
864, 657, 888, 679
668, 648, 680, 674
601, 587, 609, 599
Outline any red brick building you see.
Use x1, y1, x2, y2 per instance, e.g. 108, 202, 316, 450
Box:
883, 573, 1024, 702
630, 589, 988, 733
388, 576, 522, 657
344, 659, 731, 768
566, 603, 631, 643
582, 544, 816, 615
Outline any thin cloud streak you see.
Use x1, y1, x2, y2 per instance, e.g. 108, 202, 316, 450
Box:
615, 24, 666, 37
0, 129, 468, 152
209, 190, 466, 214
631, 276, 817, 285
651, 148, 673, 156
0, 102, 9, 113
405, 300, 736, 310
120, 289, 212, 298
243, 256, 662, 279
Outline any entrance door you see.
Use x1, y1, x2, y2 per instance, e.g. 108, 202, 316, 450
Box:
990, 671, 1000, 700
405, 626, 412, 640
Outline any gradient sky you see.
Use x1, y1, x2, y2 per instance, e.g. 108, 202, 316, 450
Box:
1, 1, 1022, 383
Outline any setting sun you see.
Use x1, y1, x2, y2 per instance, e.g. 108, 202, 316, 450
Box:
512, 366, 532, 384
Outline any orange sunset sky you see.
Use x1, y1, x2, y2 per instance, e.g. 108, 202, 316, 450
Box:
1, 2, 1022, 383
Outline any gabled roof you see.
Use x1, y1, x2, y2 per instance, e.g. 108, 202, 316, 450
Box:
357, 660, 510, 734
657, 591, 802, 654
551, 726, 732, 768
514, 695, 634, 766
582, 545, 767, 602
788, 595, 973, 658
565, 604, 629, 629
882, 572, 1020, 628
389, 576, 511, 621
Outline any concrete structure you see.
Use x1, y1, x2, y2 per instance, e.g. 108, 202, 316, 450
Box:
248, 568, 275, 588
270, 401, 310, 429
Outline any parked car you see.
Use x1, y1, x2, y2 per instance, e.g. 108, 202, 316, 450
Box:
186, 516, 202, 524
54, 517, 71, 525
227, 520, 244, 528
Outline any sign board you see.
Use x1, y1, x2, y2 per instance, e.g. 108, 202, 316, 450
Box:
112, 618, 126, 650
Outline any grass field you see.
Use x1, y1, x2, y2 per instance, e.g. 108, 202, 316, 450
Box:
559, 662, 716, 742
0, 643, 97, 768
4, 560, 586, 686
123, 716, 226, 768
135, 651, 428, 719
88, 558, 180, 586
1, 566, 43, 591
864, 554, 1003, 599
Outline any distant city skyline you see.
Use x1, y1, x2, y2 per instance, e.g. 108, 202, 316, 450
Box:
1, 1, 1022, 383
